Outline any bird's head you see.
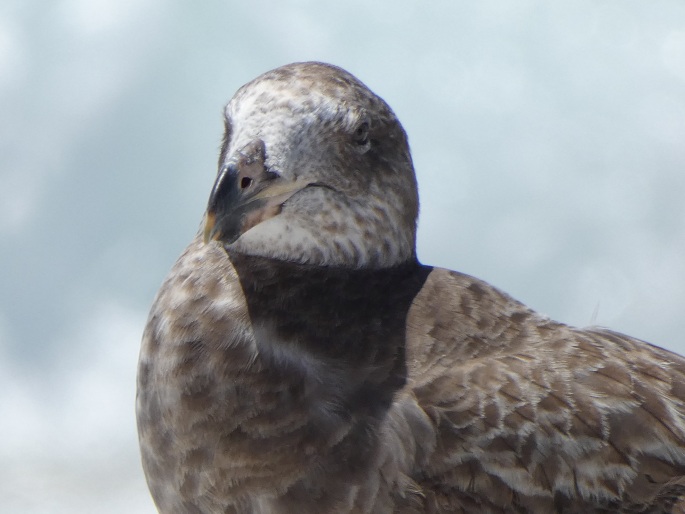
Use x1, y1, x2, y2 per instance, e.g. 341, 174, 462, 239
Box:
203, 62, 419, 269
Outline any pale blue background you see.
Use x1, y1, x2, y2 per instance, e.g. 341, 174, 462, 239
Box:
1, 1, 684, 511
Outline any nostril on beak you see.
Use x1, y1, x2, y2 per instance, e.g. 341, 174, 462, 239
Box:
240, 177, 253, 189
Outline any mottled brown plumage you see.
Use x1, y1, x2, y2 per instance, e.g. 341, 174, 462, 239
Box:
137, 62, 685, 513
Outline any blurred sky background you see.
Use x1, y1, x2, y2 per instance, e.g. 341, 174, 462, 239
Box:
1, 0, 684, 512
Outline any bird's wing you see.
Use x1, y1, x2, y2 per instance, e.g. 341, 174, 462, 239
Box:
400, 267, 685, 512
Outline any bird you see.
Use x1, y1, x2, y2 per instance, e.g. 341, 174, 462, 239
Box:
136, 61, 685, 513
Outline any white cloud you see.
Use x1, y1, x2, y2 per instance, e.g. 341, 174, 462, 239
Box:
0, 173, 37, 235
59, 0, 161, 37
0, 17, 26, 90
0, 301, 155, 513
661, 30, 685, 82
0, 0, 167, 237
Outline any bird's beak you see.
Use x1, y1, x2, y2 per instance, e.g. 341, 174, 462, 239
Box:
203, 139, 311, 244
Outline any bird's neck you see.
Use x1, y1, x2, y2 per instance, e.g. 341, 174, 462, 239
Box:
226, 250, 432, 416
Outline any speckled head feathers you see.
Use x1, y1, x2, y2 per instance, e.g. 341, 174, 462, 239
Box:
209, 62, 419, 269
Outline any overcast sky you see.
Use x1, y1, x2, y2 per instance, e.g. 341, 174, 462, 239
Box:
1, 1, 684, 512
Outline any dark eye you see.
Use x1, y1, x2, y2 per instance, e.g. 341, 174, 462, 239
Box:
353, 121, 369, 146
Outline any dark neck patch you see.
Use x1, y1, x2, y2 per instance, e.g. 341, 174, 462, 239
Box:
227, 250, 432, 418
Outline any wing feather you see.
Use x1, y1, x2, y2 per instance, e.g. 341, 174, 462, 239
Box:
400, 267, 685, 512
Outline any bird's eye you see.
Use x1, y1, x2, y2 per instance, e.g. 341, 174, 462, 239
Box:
353, 121, 370, 146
